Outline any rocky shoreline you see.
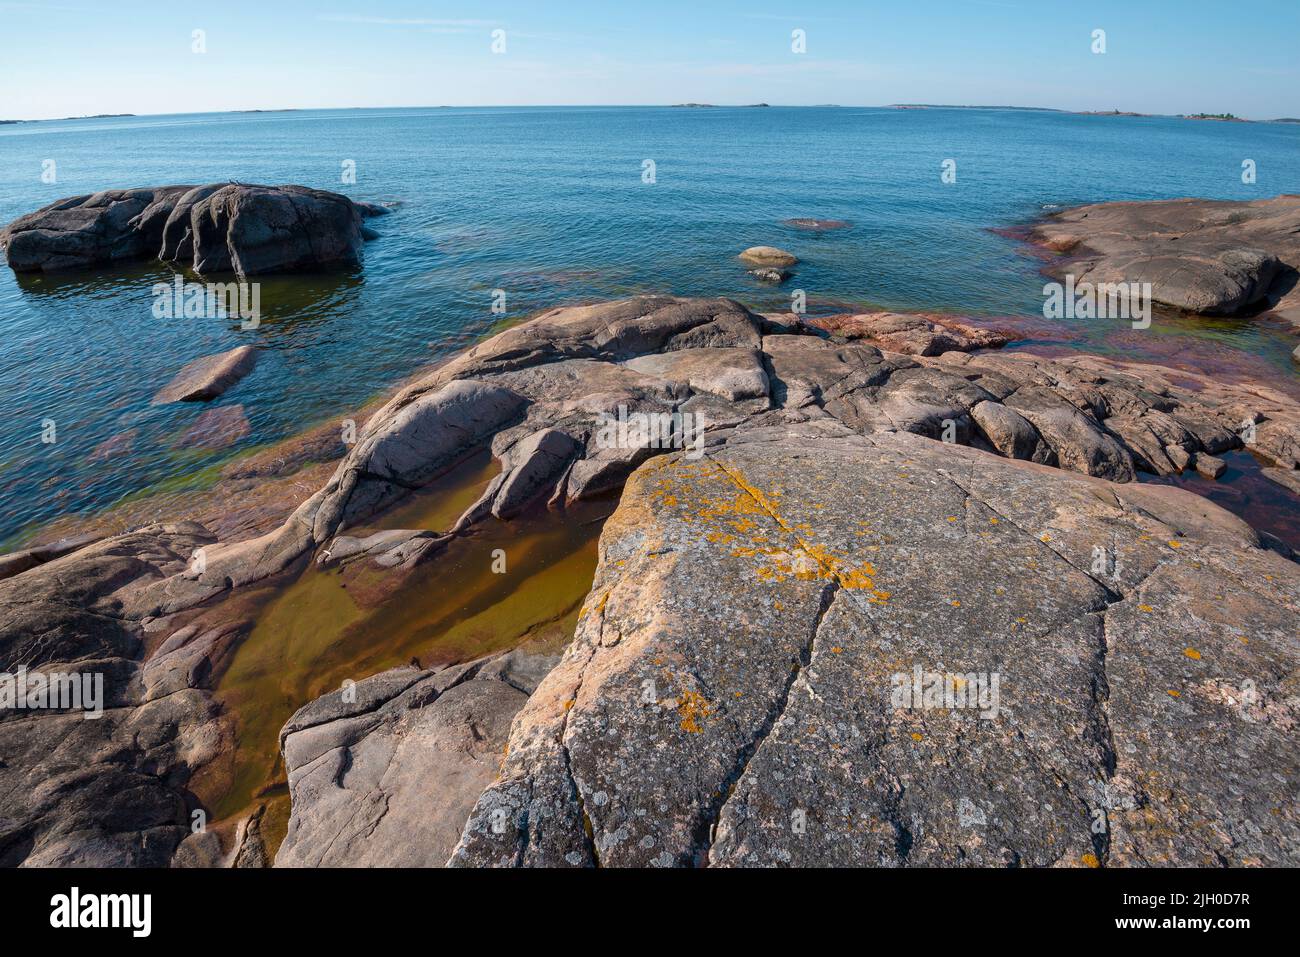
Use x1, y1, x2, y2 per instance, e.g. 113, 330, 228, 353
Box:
1028, 194, 1300, 333
1, 194, 1298, 868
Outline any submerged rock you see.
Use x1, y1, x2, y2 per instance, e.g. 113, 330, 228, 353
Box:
783, 218, 851, 231
1262, 467, 1300, 495
174, 405, 252, 452
2, 183, 379, 278
152, 345, 258, 404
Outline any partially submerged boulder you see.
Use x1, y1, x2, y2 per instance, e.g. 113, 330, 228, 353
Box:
0, 186, 192, 272
3, 183, 380, 278
739, 246, 798, 268
1031, 195, 1300, 327
152, 345, 258, 404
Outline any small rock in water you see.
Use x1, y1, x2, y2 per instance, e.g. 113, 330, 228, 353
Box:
749, 267, 788, 283
783, 218, 851, 231
1193, 452, 1227, 480
152, 345, 257, 404
739, 245, 798, 268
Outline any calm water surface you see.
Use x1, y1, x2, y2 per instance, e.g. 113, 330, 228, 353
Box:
2, 106, 1299, 541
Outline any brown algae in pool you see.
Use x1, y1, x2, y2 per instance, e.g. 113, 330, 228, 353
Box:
206, 450, 612, 845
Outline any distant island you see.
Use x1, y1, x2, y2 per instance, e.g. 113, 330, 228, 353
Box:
889, 104, 1063, 112
670, 103, 770, 108
1, 113, 135, 124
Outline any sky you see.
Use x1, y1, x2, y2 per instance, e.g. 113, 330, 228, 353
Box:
1, 0, 1298, 120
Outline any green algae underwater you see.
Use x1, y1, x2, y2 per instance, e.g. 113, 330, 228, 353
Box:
200, 450, 613, 857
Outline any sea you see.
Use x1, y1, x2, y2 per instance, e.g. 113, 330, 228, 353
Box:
2, 105, 1299, 542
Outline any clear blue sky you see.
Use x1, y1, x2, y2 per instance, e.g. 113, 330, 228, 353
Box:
2, 0, 1297, 120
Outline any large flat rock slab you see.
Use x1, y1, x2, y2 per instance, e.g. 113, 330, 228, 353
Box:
1031, 195, 1300, 326
452, 425, 1300, 867
152, 346, 258, 404
275, 660, 532, 868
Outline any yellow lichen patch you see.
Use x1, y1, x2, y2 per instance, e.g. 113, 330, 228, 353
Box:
1138, 604, 1154, 613
950, 599, 961, 607
989, 517, 999, 525
1184, 648, 1201, 660
910, 732, 924, 742
684, 460, 894, 601
677, 690, 711, 734
1081, 853, 1100, 868
1167, 690, 1181, 697
946, 516, 958, 523
563, 699, 575, 711
1040, 533, 1052, 542
1168, 540, 1182, 549
831, 646, 843, 654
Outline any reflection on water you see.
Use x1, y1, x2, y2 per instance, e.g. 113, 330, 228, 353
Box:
0, 261, 367, 547
204, 452, 611, 857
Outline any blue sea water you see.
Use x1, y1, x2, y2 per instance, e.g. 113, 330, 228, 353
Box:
1, 106, 1298, 542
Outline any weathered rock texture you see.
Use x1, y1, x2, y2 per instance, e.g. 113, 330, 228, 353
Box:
739, 246, 798, 268
805, 311, 1010, 356
1, 183, 384, 278
452, 425, 1300, 867
275, 649, 557, 867
1030, 195, 1300, 328
0, 524, 229, 866
2, 295, 1298, 868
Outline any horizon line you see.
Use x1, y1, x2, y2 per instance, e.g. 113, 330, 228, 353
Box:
6, 104, 1299, 125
